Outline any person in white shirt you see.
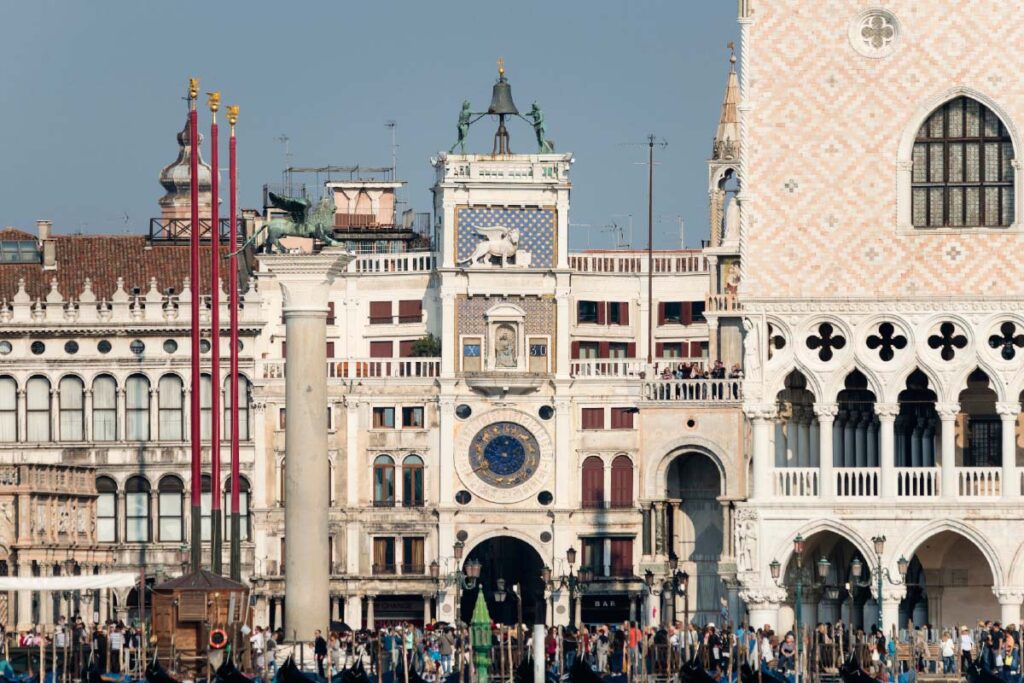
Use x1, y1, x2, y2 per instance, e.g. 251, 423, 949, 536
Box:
961, 626, 975, 671
250, 626, 266, 676
941, 631, 956, 673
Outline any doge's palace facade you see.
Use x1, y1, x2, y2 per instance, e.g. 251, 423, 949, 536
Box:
736, 0, 1024, 632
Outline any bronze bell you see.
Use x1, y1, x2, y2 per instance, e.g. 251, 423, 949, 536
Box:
487, 77, 519, 116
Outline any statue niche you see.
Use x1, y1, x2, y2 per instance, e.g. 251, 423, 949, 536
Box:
484, 303, 527, 372
495, 324, 518, 368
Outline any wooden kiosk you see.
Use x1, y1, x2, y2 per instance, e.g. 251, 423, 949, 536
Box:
152, 570, 249, 676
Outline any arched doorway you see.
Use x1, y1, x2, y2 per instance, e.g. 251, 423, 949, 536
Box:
666, 452, 723, 624
463, 537, 545, 626
902, 530, 999, 627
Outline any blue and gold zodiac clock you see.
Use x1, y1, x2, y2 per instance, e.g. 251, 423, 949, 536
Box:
468, 422, 540, 489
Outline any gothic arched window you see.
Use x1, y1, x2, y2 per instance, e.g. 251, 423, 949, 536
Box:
913, 96, 1015, 228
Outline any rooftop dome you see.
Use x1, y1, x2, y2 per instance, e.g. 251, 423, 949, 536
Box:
159, 116, 213, 220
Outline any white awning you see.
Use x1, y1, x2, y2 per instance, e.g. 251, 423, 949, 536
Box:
0, 573, 138, 591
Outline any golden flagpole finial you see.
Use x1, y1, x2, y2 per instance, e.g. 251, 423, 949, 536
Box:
497, 57, 505, 78
226, 105, 239, 127
188, 78, 199, 101
207, 91, 221, 113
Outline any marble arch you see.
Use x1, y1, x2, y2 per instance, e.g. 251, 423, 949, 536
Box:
766, 518, 877, 580
893, 519, 1004, 587
645, 435, 729, 499
462, 528, 548, 567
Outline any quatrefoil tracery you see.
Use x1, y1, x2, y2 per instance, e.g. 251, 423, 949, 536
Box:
866, 322, 907, 362
927, 322, 968, 361
806, 322, 846, 362
988, 321, 1024, 361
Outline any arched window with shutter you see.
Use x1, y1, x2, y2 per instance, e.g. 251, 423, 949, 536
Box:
158, 374, 184, 441
402, 455, 424, 507
581, 456, 605, 509
125, 374, 150, 441
125, 476, 151, 543
373, 455, 395, 507
610, 455, 634, 508
96, 476, 118, 543
92, 375, 117, 441
158, 475, 184, 542
0, 377, 17, 442
26, 376, 51, 442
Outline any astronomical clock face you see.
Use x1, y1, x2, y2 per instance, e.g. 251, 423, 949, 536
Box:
468, 422, 540, 489
455, 409, 553, 504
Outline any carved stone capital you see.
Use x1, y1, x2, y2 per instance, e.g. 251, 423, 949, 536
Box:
813, 402, 839, 421
935, 402, 961, 420
993, 587, 1024, 605
744, 403, 778, 421
739, 586, 787, 606
874, 402, 900, 421
995, 402, 1022, 419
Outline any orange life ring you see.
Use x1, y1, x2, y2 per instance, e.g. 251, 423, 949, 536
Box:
210, 628, 228, 650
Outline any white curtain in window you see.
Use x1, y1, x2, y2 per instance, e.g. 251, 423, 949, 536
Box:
201, 490, 212, 541
0, 378, 16, 442
93, 376, 117, 441
59, 376, 84, 441
26, 377, 50, 442
96, 492, 117, 542
126, 375, 150, 441
158, 375, 183, 441
125, 491, 148, 542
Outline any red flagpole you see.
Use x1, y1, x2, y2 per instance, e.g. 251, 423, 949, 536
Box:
227, 105, 242, 582
188, 78, 202, 574
209, 92, 223, 575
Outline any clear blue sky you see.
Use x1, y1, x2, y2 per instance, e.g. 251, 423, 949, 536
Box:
0, 1, 737, 250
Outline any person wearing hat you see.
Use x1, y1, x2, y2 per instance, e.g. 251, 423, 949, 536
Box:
940, 631, 955, 673
961, 626, 975, 671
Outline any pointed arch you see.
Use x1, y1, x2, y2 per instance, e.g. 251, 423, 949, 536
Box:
893, 518, 1005, 587
767, 518, 877, 579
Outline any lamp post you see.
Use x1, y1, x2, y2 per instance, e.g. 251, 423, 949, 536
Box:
770, 535, 833, 683
429, 541, 481, 627
848, 535, 908, 635
542, 547, 593, 626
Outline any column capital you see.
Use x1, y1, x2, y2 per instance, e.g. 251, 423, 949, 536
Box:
744, 403, 777, 421
996, 402, 1022, 418
739, 586, 787, 606
935, 402, 960, 420
993, 587, 1024, 605
874, 403, 899, 421
813, 402, 839, 421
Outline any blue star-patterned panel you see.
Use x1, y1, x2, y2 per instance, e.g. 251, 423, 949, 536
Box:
456, 206, 556, 268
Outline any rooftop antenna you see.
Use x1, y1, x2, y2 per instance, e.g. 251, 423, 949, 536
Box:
569, 222, 593, 250
658, 214, 686, 249
611, 213, 634, 248
385, 120, 398, 181
602, 222, 629, 249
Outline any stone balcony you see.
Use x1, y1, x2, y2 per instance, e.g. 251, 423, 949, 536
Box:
771, 465, 1013, 500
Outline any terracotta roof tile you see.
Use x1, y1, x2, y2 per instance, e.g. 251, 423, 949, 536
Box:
0, 234, 234, 301
0, 228, 37, 240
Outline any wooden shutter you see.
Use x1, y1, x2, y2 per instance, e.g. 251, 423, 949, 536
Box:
610, 455, 633, 507
398, 340, 416, 357
655, 343, 664, 357
610, 538, 633, 577
596, 302, 607, 325
682, 302, 693, 325
369, 301, 392, 323
598, 341, 610, 359
619, 302, 629, 325
581, 408, 604, 430
581, 457, 605, 508
282, 341, 287, 358
369, 341, 393, 358
611, 408, 634, 430
571, 341, 580, 359
626, 342, 636, 358
326, 342, 335, 358
327, 302, 336, 325
398, 300, 422, 323
657, 302, 666, 325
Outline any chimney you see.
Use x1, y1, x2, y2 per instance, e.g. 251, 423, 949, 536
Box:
37, 220, 57, 270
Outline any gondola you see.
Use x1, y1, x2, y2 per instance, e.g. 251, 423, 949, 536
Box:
567, 658, 602, 683
838, 656, 875, 683
276, 657, 318, 683
964, 661, 1004, 683
145, 657, 180, 683
740, 662, 788, 683
215, 658, 254, 683
338, 661, 371, 683
679, 657, 719, 683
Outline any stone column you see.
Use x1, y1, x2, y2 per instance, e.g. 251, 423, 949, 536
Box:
922, 419, 936, 467
707, 319, 719, 367
833, 410, 846, 468
264, 250, 352, 642
797, 410, 811, 468
876, 403, 899, 499
16, 562, 32, 630
866, 419, 878, 467
911, 418, 923, 467
894, 416, 904, 466
799, 589, 820, 630
366, 595, 375, 630
345, 594, 363, 630
83, 389, 93, 442
653, 502, 666, 557
843, 411, 857, 467
747, 405, 777, 500
438, 397, 455, 504
774, 420, 786, 467
880, 587, 904, 635
996, 403, 1020, 499
937, 403, 960, 499
993, 589, 1024, 627
809, 418, 820, 467
423, 595, 432, 625
554, 396, 572, 505
741, 588, 785, 632
814, 403, 838, 498
854, 412, 867, 467
16, 389, 26, 442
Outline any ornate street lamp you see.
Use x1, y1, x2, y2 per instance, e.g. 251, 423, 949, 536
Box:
848, 535, 908, 633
